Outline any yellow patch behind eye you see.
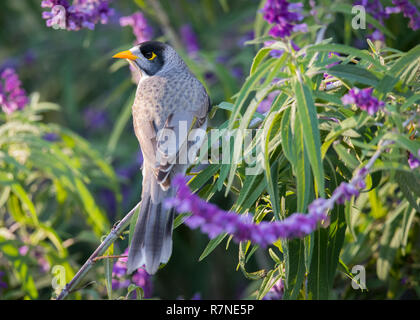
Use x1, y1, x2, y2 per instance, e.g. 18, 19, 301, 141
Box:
148, 52, 157, 61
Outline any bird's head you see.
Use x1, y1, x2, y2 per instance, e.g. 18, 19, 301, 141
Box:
113, 41, 184, 77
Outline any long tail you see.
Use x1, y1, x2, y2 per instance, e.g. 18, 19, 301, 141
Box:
127, 168, 174, 274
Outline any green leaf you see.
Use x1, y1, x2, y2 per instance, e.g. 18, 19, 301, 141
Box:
250, 47, 272, 75
256, 269, 281, 300
104, 244, 114, 300
308, 229, 330, 299
327, 204, 347, 290
263, 112, 282, 219
235, 173, 264, 212
74, 178, 110, 235
383, 132, 420, 156
294, 118, 312, 213
280, 107, 296, 165
327, 64, 379, 86
293, 79, 325, 197
199, 233, 228, 261
377, 203, 407, 281
228, 58, 277, 129
376, 45, 420, 96
333, 143, 360, 170
236, 175, 268, 213
129, 204, 141, 247
282, 239, 306, 300
396, 172, 420, 212
304, 44, 385, 70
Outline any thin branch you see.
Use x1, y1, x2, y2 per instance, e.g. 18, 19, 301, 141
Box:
56, 201, 141, 300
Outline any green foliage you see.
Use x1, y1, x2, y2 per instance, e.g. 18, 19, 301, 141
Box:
1, 0, 420, 300
0, 95, 119, 299
191, 22, 420, 300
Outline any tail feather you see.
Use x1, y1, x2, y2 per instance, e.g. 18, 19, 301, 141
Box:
127, 172, 174, 275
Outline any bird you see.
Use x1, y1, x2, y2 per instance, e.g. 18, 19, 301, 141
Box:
113, 41, 210, 274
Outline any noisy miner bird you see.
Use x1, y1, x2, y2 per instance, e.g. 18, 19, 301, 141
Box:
113, 41, 210, 274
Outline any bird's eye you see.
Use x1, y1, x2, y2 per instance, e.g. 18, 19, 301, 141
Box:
144, 51, 157, 61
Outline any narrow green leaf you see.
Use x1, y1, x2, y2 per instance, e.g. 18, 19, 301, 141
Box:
199, 233, 228, 261
293, 79, 325, 197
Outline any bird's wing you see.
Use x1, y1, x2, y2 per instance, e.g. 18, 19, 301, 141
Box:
132, 75, 210, 189
155, 108, 208, 187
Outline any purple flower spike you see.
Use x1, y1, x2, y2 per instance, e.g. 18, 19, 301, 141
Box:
408, 151, 420, 169
180, 24, 200, 57
342, 87, 385, 115
388, 0, 420, 30
334, 182, 360, 204
43, 132, 60, 142
166, 174, 330, 247
112, 249, 153, 298
120, 12, 153, 44
262, 0, 307, 39
132, 268, 153, 298
41, 0, 114, 31
83, 107, 109, 130
0, 68, 28, 114
0, 271, 7, 290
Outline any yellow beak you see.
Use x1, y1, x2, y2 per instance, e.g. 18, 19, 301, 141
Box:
112, 50, 138, 60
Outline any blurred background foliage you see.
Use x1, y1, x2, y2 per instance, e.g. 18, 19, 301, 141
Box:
0, 0, 419, 300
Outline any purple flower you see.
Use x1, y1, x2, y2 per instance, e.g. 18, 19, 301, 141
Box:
387, 0, 420, 30
112, 254, 128, 278
308, 198, 331, 217
354, 0, 388, 40
257, 90, 280, 113
309, 0, 317, 16
33, 247, 50, 273
324, 52, 341, 80
83, 108, 108, 130
43, 132, 60, 142
0, 68, 28, 114
132, 268, 153, 298
342, 88, 385, 115
408, 150, 420, 169
99, 189, 117, 218
165, 175, 328, 247
112, 249, 153, 297
112, 278, 130, 290
354, 0, 389, 21
264, 40, 300, 58
191, 293, 202, 300
0, 271, 7, 290
119, 12, 153, 44
166, 151, 379, 246
180, 24, 200, 57
41, 0, 115, 31
264, 41, 284, 58
262, 0, 306, 39
238, 31, 255, 47
263, 278, 284, 300
231, 67, 244, 80
19, 245, 29, 255
333, 182, 360, 204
